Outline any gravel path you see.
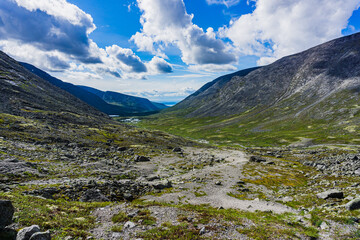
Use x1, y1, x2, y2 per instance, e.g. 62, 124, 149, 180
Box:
142, 147, 295, 214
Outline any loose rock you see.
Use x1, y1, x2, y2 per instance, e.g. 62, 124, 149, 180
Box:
316, 190, 344, 199
0, 200, 14, 229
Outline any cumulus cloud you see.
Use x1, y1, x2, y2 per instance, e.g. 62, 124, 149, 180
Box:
0, 0, 99, 64
221, 0, 360, 65
132, 0, 237, 68
148, 57, 173, 73
106, 45, 147, 73
205, 0, 240, 7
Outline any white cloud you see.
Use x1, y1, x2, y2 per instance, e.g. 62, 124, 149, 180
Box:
206, 0, 240, 7
221, 0, 360, 65
132, 0, 237, 67
147, 57, 173, 73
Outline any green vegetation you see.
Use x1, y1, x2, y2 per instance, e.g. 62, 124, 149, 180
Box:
0, 191, 109, 239
133, 200, 319, 239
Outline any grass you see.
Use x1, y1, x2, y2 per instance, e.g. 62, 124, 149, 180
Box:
0, 191, 110, 239
112, 209, 156, 226
132, 200, 319, 239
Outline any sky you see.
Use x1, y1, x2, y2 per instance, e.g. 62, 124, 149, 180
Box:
0, 0, 360, 104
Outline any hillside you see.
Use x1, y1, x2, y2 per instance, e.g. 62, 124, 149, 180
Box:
79, 85, 167, 113
141, 33, 360, 146
20, 63, 167, 116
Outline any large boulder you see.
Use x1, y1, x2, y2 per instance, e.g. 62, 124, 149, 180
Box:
16, 225, 40, 240
316, 190, 344, 200
249, 156, 266, 163
29, 231, 51, 240
134, 156, 150, 162
80, 189, 109, 202
0, 200, 15, 229
346, 198, 360, 211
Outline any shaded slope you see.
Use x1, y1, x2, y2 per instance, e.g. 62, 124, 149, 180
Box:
79, 86, 167, 113
20, 62, 133, 116
0, 51, 108, 125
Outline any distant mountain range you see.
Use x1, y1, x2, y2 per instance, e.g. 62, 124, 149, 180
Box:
153, 32, 360, 146
20, 62, 167, 116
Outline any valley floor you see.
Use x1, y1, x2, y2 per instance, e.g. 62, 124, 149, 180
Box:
1, 117, 360, 239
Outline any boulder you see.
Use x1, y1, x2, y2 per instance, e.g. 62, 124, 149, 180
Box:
0, 226, 17, 240
16, 225, 40, 240
134, 156, 150, 162
316, 190, 344, 199
151, 180, 172, 190
0, 200, 14, 229
29, 231, 51, 240
249, 156, 266, 163
172, 147, 182, 153
79, 189, 109, 202
346, 198, 360, 211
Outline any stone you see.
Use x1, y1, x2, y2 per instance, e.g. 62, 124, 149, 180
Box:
0, 226, 17, 240
0, 200, 15, 228
249, 156, 266, 163
215, 181, 222, 185
346, 198, 360, 211
316, 190, 344, 199
199, 227, 206, 235
80, 189, 109, 202
16, 225, 40, 240
146, 175, 160, 181
124, 221, 136, 229
134, 156, 150, 162
151, 180, 172, 190
29, 231, 51, 240
172, 147, 182, 153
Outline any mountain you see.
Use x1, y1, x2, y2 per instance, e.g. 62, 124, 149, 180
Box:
79, 86, 168, 113
0, 51, 108, 125
20, 63, 167, 115
144, 32, 360, 146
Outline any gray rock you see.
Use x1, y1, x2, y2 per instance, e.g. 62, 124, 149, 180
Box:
79, 189, 109, 202
134, 156, 150, 162
16, 225, 40, 240
316, 190, 344, 199
0, 200, 14, 228
199, 227, 206, 235
151, 180, 172, 190
215, 181, 222, 185
346, 198, 360, 210
0, 226, 17, 240
172, 147, 182, 153
249, 156, 266, 163
29, 231, 51, 240
124, 221, 136, 229
146, 175, 160, 181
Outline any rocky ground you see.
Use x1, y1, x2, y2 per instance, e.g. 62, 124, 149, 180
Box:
1, 119, 360, 239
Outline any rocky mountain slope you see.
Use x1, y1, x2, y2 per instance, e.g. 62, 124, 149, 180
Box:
20, 62, 167, 116
79, 86, 167, 113
0, 51, 108, 125
174, 33, 360, 118
147, 33, 360, 146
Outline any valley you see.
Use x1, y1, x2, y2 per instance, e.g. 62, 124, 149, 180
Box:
1, 32, 360, 240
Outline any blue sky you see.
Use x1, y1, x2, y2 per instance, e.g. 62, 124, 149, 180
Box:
0, 0, 359, 104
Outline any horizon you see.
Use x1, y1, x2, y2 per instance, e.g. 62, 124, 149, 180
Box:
0, 0, 359, 103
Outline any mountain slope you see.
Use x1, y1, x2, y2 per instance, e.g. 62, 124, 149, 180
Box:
20, 63, 151, 116
141, 33, 360, 146
174, 33, 360, 118
79, 86, 167, 113
0, 51, 109, 125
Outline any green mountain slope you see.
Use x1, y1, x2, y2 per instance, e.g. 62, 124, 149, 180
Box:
140, 33, 360, 147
